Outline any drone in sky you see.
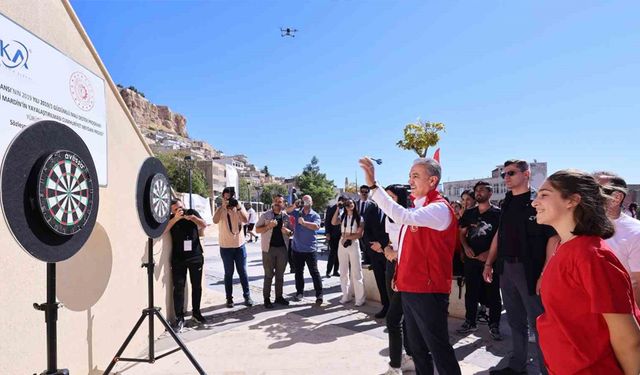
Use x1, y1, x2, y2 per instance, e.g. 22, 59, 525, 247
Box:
280, 27, 298, 37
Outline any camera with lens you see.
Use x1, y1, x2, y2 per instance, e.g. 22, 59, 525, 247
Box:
343, 239, 352, 247
227, 198, 239, 209
295, 200, 304, 208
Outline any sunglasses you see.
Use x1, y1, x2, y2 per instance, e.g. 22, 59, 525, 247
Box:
360, 190, 370, 194
500, 170, 518, 179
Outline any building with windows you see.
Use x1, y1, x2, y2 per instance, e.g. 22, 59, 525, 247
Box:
443, 161, 547, 203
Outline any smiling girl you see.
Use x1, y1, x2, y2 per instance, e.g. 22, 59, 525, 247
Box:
532, 170, 640, 374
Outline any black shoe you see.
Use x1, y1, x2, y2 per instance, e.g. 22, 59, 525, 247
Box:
374, 308, 388, 319
245, 297, 254, 306
489, 325, 503, 341
226, 299, 234, 308
274, 297, 290, 306
489, 367, 526, 375
264, 300, 274, 309
293, 293, 303, 302
315, 297, 323, 305
172, 319, 184, 332
325, 273, 331, 278
192, 313, 207, 324
332, 272, 340, 277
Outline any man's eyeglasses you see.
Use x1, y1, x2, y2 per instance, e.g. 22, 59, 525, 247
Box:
360, 190, 370, 195
500, 170, 518, 179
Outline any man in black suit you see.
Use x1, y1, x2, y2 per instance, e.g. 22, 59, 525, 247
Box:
361, 188, 391, 319
324, 196, 344, 278
357, 185, 373, 264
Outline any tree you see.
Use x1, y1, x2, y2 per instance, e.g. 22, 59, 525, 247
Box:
260, 183, 288, 206
239, 177, 257, 202
296, 156, 336, 211
261, 165, 271, 177
156, 151, 209, 197
396, 119, 445, 158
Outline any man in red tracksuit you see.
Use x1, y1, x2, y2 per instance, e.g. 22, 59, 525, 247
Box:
360, 157, 461, 375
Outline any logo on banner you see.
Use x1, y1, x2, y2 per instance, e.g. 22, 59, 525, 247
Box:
69, 71, 95, 111
0, 39, 29, 69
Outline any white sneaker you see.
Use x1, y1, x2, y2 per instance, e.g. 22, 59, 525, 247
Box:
383, 366, 402, 375
354, 299, 366, 307
340, 297, 353, 304
400, 354, 415, 371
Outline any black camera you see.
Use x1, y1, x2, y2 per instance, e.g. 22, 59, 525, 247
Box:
295, 200, 304, 208
227, 197, 239, 209
343, 239, 352, 247
337, 202, 344, 208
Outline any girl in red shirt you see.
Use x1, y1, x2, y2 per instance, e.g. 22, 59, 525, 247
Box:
532, 169, 640, 374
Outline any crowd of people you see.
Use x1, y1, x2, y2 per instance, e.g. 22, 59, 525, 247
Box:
163, 157, 640, 375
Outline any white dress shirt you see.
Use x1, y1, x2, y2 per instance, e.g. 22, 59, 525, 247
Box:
372, 188, 451, 261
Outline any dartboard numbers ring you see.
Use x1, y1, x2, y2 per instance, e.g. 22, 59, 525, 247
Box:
37, 150, 95, 236
149, 173, 170, 223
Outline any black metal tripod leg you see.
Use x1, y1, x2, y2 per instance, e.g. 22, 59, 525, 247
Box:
103, 312, 148, 375
154, 311, 207, 375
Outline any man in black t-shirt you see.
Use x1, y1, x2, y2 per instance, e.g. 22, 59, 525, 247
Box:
164, 198, 208, 331
483, 160, 558, 375
457, 181, 502, 340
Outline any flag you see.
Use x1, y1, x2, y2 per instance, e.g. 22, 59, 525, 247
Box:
433, 148, 441, 163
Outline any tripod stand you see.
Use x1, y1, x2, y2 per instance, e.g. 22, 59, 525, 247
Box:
33, 263, 69, 375
104, 238, 206, 374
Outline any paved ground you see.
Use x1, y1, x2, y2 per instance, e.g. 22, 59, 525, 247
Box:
110, 237, 543, 375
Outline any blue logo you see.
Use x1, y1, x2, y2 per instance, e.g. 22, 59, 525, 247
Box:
0, 39, 29, 69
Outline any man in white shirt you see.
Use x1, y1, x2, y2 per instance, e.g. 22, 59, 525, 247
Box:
245, 205, 259, 243
360, 157, 461, 375
594, 172, 640, 302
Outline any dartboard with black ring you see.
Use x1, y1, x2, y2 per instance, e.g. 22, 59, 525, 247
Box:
149, 173, 170, 223
37, 150, 95, 236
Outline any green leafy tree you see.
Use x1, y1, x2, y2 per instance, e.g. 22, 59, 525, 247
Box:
261, 165, 271, 177
260, 183, 288, 206
396, 119, 445, 158
239, 177, 258, 202
156, 151, 209, 197
296, 156, 336, 211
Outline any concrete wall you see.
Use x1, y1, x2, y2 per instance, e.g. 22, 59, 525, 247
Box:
0, 1, 176, 373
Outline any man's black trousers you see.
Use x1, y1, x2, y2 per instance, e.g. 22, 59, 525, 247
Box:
171, 256, 204, 321
401, 292, 461, 375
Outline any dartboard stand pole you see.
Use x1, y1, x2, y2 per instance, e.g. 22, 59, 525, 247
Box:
33, 263, 69, 375
103, 238, 206, 375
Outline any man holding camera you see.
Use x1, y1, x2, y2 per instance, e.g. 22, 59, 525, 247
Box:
255, 194, 293, 308
213, 187, 253, 308
286, 194, 324, 304
164, 198, 208, 331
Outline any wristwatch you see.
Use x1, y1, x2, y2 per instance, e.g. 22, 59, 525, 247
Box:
369, 181, 379, 190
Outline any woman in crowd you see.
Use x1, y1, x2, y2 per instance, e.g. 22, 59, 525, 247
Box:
379, 184, 415, 375
532, 169, 640, 374
331, 198, 366, 306
461, 189, 476, 211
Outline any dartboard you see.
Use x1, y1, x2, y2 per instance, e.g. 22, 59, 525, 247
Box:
149, 173, 170, 223
37, 150, 95, 235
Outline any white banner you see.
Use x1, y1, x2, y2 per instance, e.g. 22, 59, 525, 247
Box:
0, 13, 107, 185
182, 193, 213, 226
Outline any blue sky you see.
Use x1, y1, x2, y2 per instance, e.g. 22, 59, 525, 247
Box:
71, 0, 640, 188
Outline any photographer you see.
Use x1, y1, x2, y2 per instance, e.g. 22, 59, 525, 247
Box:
255, 194, 293, 308
286, 195, 324, 304
164, 199, 208, 330
213, 187, 253, 308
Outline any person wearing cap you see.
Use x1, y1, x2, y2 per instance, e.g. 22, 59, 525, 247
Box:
594, 171, 640, 303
